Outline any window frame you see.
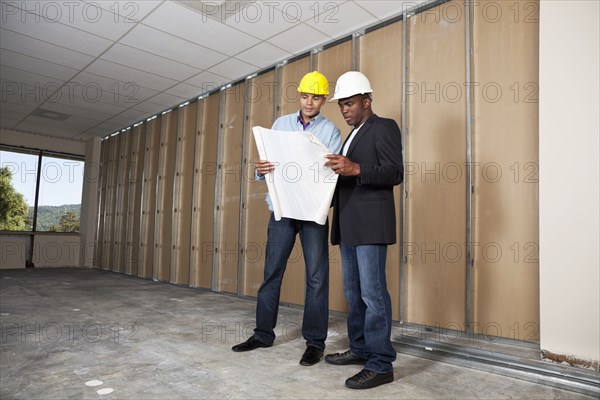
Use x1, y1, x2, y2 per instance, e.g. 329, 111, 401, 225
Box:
0, 144, 85, 234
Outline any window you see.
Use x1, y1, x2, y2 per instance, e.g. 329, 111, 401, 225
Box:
0, 146, 84, 233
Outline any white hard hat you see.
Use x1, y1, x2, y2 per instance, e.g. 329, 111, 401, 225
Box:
330, 71, 373, 101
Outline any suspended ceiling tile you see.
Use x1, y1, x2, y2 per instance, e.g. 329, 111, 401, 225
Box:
45, 90, 129, 116
119, 24, 228, 70
113, 107, 157, 124
71, 71, 160, 105
165, 83, 206, 99
0, 65, 65, 86
22, 114, 101, 131
0, 29, 95, 70
142, 1, 261, 55
125, 101, 170, 117
6, 0, 136, 41
236, 42, 291, 69
84, 59, 178, 92
77, 121, 127, 138
0, 67, 64, 108
305, 1, 378, 39
354, 0, 425, 20
275, 0, 346, 24
42, 101, 115, 123
0, 102, 36, 128
99, 113, 142, 128
100, 44, 201, 81
1, 9, 113, 56
145, 92, 188, 108
0, 49, 80, 82
16, 119, 92, 138
185, 71, 228, 93
223, 1, 300, 40
207, 58, 257, 81
267, 23, 329, 55
0, 101, 36, 119
0, 118, 21, 129
87, 1, 163, 22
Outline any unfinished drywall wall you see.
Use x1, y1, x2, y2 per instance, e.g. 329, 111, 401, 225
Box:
239, 71, 275, 297
171, 103, 197, 286
214, 84, 245, 294
473, 0, 540, 341
138, 118, 161, 279
189, 94, 219, 289
359, 20, 404, 321
101, 134, 120, 271
114, 130, 132, 273
315, 41, 352, 313
275, 57, 311, 307
405, 4, 467, 329
93, 0, 546, 344
153, 110, 178, 282
124, 125, 145, 276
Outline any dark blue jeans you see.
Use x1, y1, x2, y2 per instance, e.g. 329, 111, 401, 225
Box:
340, 243, 396, 373
254, 214, 329, 350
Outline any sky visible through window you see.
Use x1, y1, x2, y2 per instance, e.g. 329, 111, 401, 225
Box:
1, 150, 84, 207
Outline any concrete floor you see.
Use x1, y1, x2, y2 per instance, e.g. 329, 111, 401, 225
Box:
0, 268, 595, 400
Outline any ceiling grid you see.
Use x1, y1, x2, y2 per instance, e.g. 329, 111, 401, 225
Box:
0, 0, 423, 140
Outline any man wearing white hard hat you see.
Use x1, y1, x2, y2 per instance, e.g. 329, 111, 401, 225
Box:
232, 71, 341, 367
324, 71, 404, 389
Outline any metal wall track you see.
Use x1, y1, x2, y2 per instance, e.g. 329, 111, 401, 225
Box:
393, 336, 600, 397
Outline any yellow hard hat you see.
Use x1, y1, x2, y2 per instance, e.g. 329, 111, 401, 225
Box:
297, 71, 329, 95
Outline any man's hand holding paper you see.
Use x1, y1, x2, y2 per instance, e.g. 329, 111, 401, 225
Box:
252, 126, 339, 225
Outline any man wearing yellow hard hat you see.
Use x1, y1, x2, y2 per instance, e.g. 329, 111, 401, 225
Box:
232, 71, 341, 367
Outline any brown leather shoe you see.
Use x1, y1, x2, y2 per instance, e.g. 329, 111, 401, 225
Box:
324, 350, 367, 365
345, 369, 394, 389
299, 346, 323, 366
231, 335, 272, 352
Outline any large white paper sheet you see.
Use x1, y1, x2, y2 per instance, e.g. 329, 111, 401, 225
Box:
252, 126, 338, 225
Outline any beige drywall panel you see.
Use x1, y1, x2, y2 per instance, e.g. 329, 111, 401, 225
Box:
114, 131, 132, 273
279, 57, 309, 117
102, 135, 120, 270
170, 103, 197, 286
276, 57, 313, 307
540, 0, 600, 363
153, 110, 178, 282
240, 71, 275, 296
190, 95, 218, 289
317, 41, 352, 141
359, 21, 404, 321
405, 5, 467, 328
314, 41, 352, 312
215, 84, 244, 294
96, 139, 110, 269
125, 124, 145, 276
473, 0, 539, 340
273, 57, 313, 307
80, 137, 101, 268
138, 118, 160, 279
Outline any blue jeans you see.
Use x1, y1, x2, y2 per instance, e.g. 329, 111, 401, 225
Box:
254, 214, 329, 350
340, 243, 396, 373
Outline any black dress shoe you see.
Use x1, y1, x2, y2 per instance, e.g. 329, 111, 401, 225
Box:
231, 335, 272, 352
324, 350, 367, 365
299, 346, 323, 366
345, 369, 394, 389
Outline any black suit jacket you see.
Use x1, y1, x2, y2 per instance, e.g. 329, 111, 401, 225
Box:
331, 114, 404, 246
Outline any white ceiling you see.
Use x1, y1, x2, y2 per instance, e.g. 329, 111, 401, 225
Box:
0, 0, 423, 141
